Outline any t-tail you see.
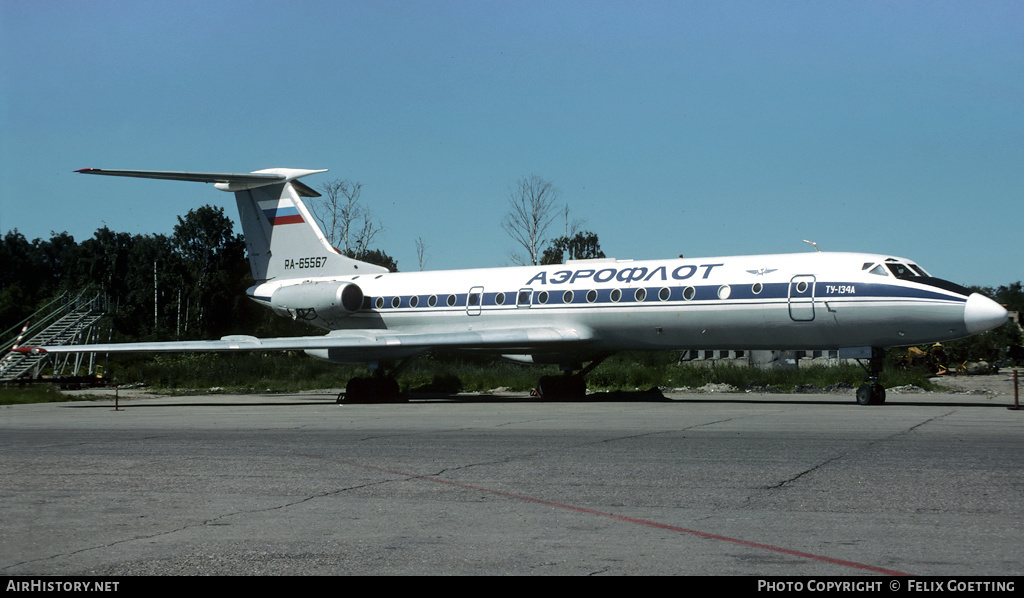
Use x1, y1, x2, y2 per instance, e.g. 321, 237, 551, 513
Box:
76, 168, 389, 282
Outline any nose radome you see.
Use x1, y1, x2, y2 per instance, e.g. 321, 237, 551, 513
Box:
964, 293, 1008, 335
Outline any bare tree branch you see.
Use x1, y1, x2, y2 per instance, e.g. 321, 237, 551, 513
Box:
312, 179, 380, 257
502, 175, 560, 266
415, 237, 427, 271
351, 207, 384, 259
562, 204, 585, 239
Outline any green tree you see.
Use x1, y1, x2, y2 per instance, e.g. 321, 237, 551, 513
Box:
540, 231, 606, 265
119, 234, 181, 339
0, 230, 43, 326
939, 284, 1023, 366
77, 227, 134, 295
993, 282, 1023, 314
37, 232, 80, 295
172, 206, 248, 338
351, 248, 398, 272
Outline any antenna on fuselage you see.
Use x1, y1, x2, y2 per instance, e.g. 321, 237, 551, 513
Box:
803, 240, 821, 252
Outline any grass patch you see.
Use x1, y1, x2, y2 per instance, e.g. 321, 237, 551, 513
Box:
0, 384, 69, 405
99, 350, 938, 395
106, 352, 363, 393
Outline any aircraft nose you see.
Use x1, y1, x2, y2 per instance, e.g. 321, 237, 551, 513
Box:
964, 293, 1008, 335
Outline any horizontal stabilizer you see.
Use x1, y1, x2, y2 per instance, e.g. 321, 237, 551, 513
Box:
76, 168, 324, 196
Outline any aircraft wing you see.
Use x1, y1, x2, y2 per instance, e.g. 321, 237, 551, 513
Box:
13, 327, 594, 358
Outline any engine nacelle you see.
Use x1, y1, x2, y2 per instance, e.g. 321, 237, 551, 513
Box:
270, 281, 363, 321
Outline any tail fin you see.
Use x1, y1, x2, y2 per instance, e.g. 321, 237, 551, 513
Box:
76, 168, 389, 282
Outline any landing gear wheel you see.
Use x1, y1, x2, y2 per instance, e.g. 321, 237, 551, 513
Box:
856, 383, 886, 405
537, 375, 587, 401
340, 376, 403, 403
854, 348, 888, 406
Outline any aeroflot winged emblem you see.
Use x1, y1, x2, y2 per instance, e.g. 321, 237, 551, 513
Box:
746, 268, 778, 276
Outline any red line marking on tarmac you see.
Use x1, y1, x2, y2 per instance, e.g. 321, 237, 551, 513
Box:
294, 454, 910, 576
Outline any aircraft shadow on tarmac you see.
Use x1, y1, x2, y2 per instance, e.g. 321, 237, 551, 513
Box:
62, 389, 1012, 408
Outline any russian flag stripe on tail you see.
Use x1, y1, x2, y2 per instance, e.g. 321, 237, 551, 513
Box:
264, 209, 304, 225
259, 200, 305, 226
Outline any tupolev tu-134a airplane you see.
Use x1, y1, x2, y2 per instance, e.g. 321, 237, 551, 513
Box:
14, 167, 1008, 404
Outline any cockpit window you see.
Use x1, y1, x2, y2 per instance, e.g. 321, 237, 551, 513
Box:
879, 259, 970, 297
885, 262, 914, 278
864, 263, 888, 276
884, 261, 932, 279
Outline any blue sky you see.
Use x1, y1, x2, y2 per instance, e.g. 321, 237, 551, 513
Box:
2, 1, 1020, 287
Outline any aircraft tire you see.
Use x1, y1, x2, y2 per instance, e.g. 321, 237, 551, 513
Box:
343, 377, 402, 403
856, 384, 885, 405
538, 375, 587, 401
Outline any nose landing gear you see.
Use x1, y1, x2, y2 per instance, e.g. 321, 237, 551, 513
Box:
855, 348, 887, 405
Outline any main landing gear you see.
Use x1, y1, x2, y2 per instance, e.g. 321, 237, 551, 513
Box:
535, 357, 608, 401
340, 375, 401, 403
855, 348, 887, 406
339, 360, 409, 403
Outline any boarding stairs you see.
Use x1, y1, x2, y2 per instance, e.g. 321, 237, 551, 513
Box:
0, 292, 108, 383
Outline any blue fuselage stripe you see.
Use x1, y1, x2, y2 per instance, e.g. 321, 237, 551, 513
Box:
361, 282, 966, 311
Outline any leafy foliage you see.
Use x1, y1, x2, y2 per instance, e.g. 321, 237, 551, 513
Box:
1, 207, 277, 342
541, 231, 606, 265
940, 284, 1023, 365
348, 248, 398, 272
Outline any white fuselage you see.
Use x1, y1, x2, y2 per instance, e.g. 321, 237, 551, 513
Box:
249, 251, 1000, 363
